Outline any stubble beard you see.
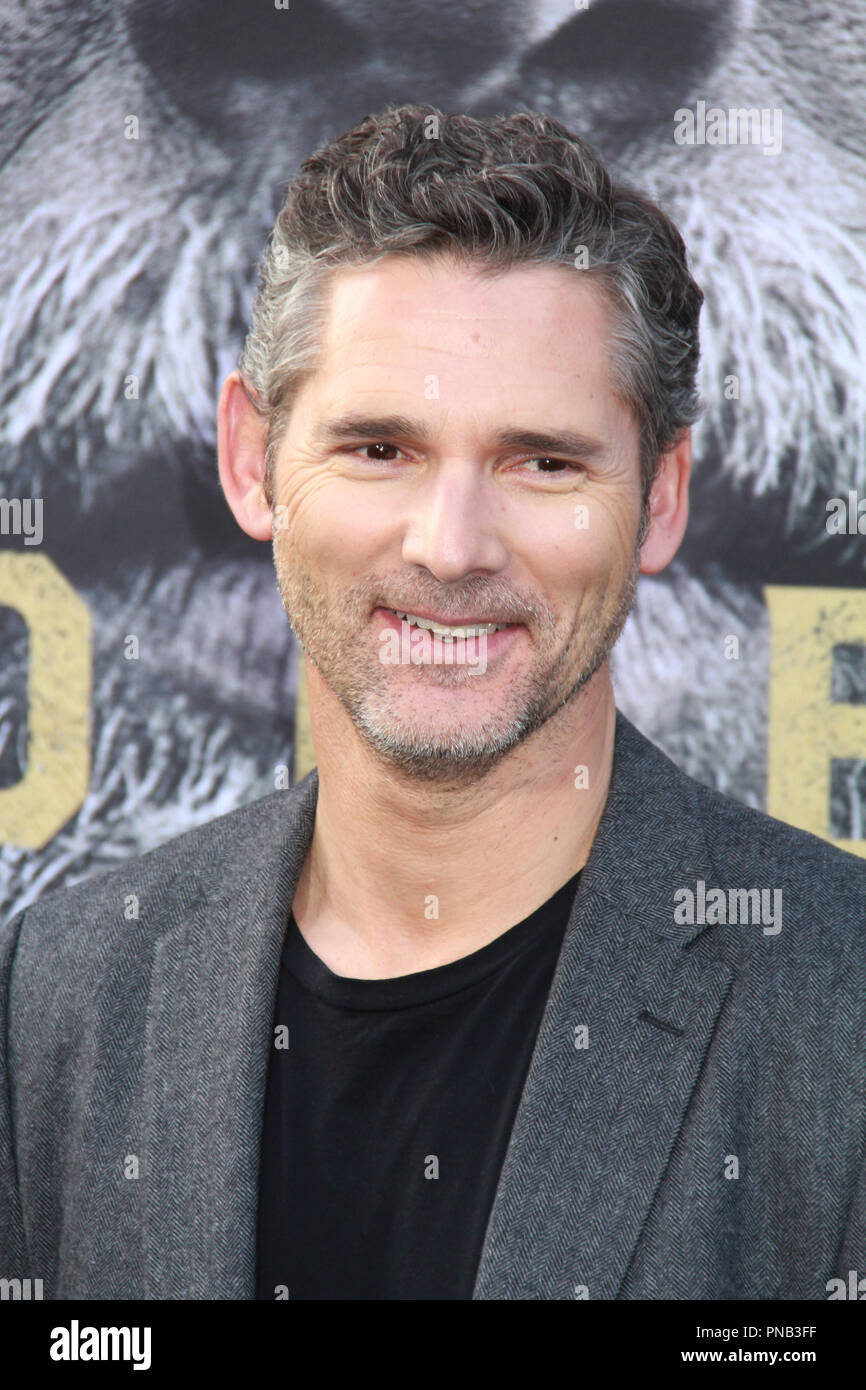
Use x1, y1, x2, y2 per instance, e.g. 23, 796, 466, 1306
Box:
273, 530, 642, 785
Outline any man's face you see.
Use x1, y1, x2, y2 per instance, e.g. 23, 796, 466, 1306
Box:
270, 253, 645, 781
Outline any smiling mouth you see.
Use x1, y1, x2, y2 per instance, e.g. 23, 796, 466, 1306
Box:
385, 608, 512, 639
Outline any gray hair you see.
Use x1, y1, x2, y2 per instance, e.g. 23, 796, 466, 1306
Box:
238, 102, 704, 522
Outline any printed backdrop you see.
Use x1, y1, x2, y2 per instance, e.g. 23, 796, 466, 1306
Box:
1, 0, 865, 919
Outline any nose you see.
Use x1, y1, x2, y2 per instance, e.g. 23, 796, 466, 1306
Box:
124, 0, 738, 158
400, 460, 509, 583
467, 0, 743, 155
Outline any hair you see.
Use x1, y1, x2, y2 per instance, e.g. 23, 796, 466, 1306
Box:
238, 102, 703, 524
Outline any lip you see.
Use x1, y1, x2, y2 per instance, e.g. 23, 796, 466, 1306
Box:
378, 604, 518, 628
374, 607, 524, 663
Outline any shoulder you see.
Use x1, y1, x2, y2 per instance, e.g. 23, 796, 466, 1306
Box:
688, 767, 866, 982
614, 710, 866, 964
619, 707, 866, 895
693, 776, 866, 905
0, 772, 316, 964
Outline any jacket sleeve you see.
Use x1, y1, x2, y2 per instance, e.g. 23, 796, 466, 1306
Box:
0, 908, 30, 1276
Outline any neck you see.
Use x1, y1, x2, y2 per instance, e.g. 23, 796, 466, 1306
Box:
292, 662, 617, 977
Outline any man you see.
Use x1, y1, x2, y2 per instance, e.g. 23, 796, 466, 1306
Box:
1, 103, 864, 1301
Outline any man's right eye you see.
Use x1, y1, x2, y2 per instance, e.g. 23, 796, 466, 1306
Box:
354, 443, 403, 462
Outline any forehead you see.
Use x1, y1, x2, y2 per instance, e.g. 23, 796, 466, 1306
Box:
316, 253, 616, 385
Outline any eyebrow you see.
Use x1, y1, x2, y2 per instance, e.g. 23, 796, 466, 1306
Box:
313, 413, 609, 462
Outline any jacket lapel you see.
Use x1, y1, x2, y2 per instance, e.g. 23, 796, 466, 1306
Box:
140, 772, 319, 1299
472, 712, 737, 1299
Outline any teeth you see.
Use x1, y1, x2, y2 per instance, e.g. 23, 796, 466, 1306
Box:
392, 610, 507, 639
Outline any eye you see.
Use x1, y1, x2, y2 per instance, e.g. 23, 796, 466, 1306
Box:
353, 442, 403, 462
520, 457, 583, 475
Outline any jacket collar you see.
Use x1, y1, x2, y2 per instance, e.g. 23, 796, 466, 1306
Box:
140, 709, 735, 1298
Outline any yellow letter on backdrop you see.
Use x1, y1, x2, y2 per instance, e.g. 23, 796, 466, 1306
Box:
766, 585, 866, 858
0, 554, 91, 849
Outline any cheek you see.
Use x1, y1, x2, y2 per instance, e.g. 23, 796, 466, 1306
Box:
526, 514, 636, 618
276, 473, 395, 570
576, 492, 642, 569
528, 505, 624, 584
273, 463, 330, 533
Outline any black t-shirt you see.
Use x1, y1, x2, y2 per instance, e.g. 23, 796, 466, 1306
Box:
255, 869, 580, 1300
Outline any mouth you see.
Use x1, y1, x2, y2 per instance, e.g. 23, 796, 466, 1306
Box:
383, 607, 513, 640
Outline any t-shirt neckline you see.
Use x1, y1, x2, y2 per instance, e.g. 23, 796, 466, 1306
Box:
283, 868, 581, 1011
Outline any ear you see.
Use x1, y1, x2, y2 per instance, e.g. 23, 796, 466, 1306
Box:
638, 429, 691, 575
217, 369, 273, 542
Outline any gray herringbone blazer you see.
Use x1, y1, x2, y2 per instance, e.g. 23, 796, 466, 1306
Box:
1, 710, 865, 1299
